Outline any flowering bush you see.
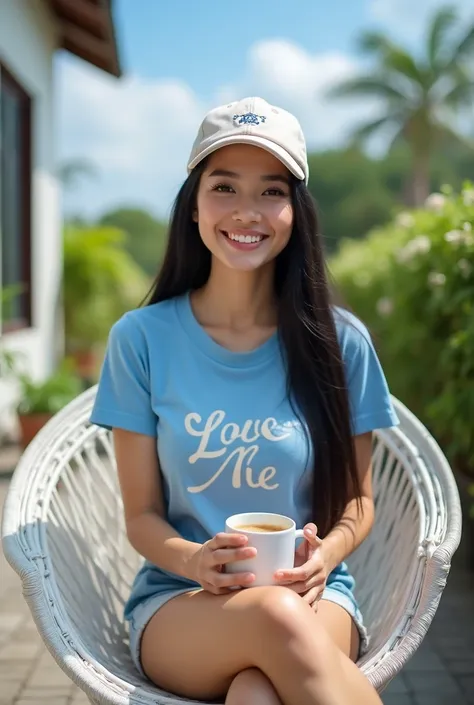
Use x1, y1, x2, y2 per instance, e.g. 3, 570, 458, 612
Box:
330, 183, 474, 479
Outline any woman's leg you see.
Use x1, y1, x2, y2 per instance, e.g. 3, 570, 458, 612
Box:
317, 598, 361, 661
140, 586, 381, 705
225, 668, 281, 705
224, 598, 360, 705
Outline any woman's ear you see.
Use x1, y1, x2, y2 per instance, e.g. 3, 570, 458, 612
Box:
192, 209, 198, 222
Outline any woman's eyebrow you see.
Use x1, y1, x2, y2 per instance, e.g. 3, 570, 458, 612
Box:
208, 169, 239, 178
261, 174, 289, 184
208, 169, 289, 184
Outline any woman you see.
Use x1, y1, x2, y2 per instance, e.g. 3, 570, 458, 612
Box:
91, 97, 399, 705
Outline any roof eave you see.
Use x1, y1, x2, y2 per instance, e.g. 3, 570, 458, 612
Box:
48, 0, 122, 78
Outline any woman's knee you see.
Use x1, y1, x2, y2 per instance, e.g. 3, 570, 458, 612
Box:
251, 587, 330, 666
253, 586, 311, 632
250, 587, 332, 671
226, 668, 281, 705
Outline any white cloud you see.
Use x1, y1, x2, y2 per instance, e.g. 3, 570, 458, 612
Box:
57, 41, 378, 220
219, 40, 375, 148
56, 55, 204, 219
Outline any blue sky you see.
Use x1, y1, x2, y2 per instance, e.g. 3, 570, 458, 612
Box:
57, 0, 474, 220
113, 0, 366, 95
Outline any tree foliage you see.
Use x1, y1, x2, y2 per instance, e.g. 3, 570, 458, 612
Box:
331, 182, 474, 476
98, 208, 169, 277
328, 4, 474, 205
308, 144, 474, 250
63, 225, 149, 350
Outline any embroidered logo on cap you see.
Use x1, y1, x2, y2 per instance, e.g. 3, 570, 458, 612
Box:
233, 112, 267, 126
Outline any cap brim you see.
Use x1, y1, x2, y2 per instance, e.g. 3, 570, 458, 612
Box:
187, 134, 306, 182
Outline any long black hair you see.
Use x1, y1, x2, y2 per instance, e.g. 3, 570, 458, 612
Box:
144, 160, 362, 538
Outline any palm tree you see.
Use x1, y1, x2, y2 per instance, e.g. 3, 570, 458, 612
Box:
327, 5, 474, 205
58, 158, 98, 192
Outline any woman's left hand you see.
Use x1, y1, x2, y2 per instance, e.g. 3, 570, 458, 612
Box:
273, 523, 328, 609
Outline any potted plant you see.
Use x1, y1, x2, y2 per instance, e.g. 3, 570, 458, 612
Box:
63, 224, 148, 380
16, 362, 82, 447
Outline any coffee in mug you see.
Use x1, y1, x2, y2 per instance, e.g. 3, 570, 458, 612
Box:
225, 512, 304, 587
234, 523, 285, 533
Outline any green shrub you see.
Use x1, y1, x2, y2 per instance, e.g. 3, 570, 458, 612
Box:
330, 183, 474, 476
17, 362, 83, 415
63, 225, 149, 352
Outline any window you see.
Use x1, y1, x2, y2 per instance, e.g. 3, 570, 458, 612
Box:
0, 61, 32, 332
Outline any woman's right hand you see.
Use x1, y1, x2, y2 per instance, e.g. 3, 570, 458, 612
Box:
188, 533, 257, 594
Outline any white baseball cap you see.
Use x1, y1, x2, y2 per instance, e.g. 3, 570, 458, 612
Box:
187, 97, 309, 183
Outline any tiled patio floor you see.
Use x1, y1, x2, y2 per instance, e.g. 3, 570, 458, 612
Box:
1, 472, 473, 705
0, 477, 89, 705
381, 540, 474, 705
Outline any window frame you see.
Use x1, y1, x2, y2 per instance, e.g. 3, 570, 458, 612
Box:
0, 60, 32, 334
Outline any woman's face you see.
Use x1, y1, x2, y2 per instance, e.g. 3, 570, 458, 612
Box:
194, 144, 294, 271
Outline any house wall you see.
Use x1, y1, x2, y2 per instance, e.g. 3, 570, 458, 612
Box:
0, 0, 62, 421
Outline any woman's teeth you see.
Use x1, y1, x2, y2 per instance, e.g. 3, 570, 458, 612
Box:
225, 232, 264, 243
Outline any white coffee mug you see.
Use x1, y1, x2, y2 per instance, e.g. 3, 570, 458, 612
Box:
225, 512, 304, 587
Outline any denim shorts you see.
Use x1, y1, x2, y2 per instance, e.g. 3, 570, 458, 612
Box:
127, 584, 369, 678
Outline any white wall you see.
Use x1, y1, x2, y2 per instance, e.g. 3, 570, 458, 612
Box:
0, 1, 61, 369
0, 0, 61, 431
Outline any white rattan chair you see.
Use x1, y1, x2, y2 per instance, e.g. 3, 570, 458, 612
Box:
2, 386, 462, 705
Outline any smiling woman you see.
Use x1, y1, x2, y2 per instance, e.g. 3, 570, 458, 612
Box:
89, 96, 398, 705
194, 145, 293, 270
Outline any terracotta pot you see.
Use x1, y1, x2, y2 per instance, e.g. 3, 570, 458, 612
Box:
70, 349, 97, 380
18, 413, 54, 448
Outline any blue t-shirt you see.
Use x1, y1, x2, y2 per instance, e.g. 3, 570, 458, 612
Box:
90, 292, 399, 619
